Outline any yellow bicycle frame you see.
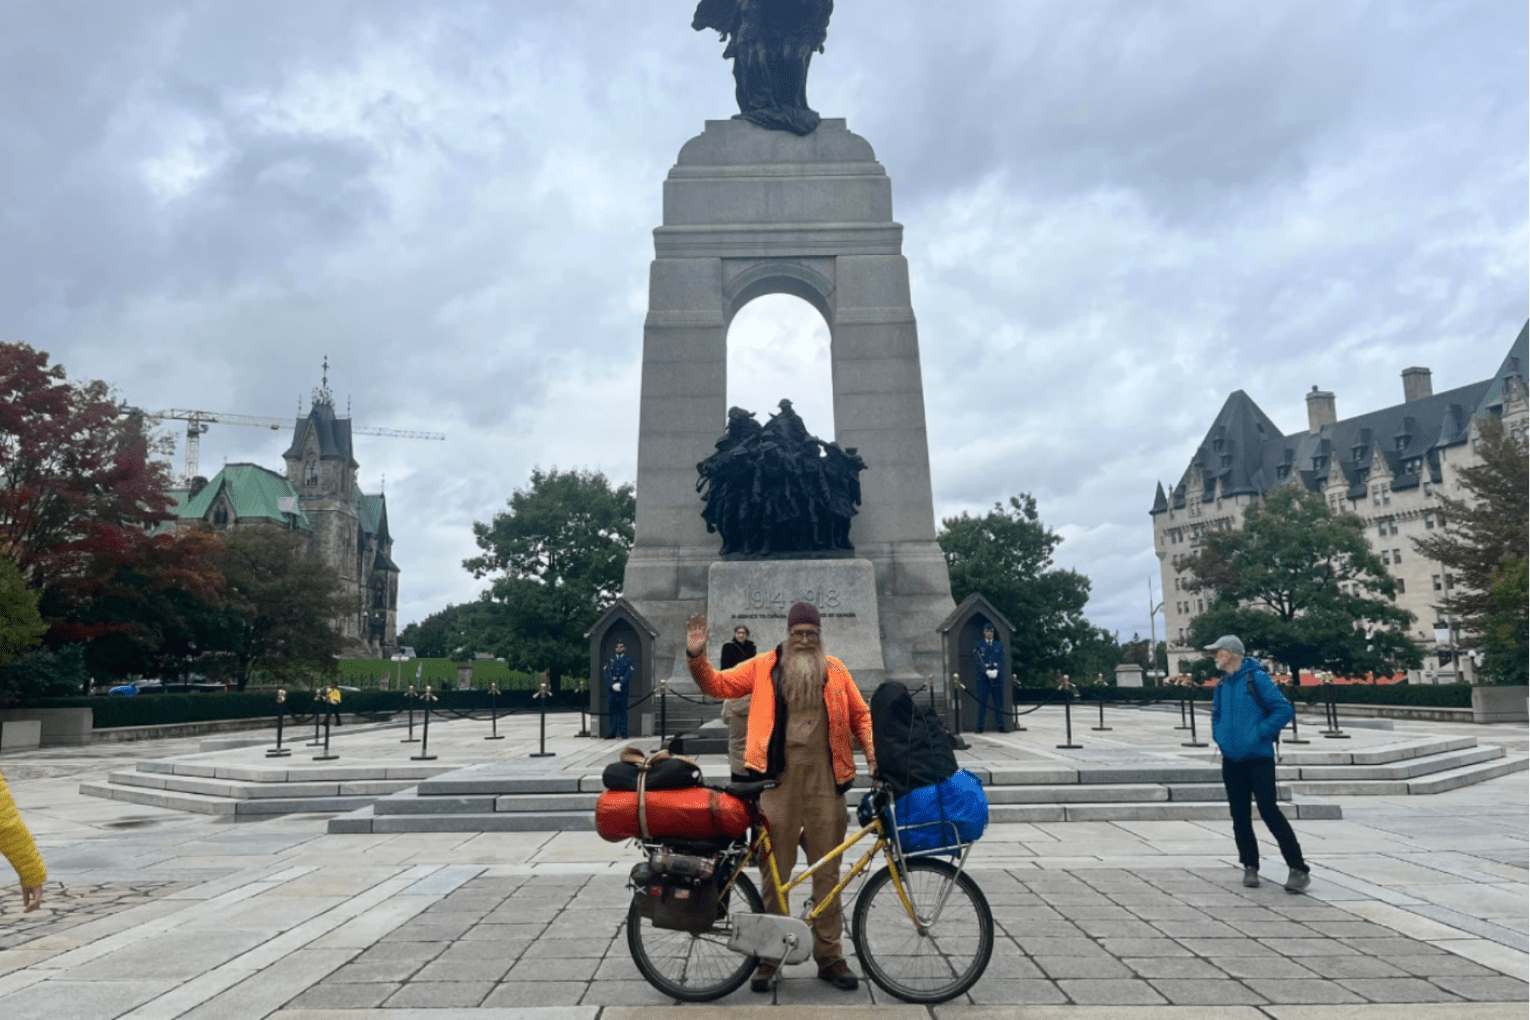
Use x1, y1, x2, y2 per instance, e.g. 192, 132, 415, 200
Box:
715, 811, 922, 929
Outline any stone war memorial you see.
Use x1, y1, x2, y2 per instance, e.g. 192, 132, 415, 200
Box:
619, 0, 955, 713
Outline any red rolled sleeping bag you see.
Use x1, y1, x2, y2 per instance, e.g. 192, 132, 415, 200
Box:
595, 787, 751, 842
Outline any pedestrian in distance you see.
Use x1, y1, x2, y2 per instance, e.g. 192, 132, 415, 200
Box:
719, 624, 756, 669
0, 766, 45, 913
972, 623, 1007, 733
686, 602, 876, 993
1206, 635, 1311, 893
720, 625, 758, 778
605, 641, 634, 739
325, 679, 344, 726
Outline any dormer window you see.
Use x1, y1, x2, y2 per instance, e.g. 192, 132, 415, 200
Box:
212, 503, 229, 528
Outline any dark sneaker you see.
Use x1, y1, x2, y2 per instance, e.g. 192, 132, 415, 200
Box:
750, 962, 777, 993
818, 959, 858, 991
1284, 868, 1311, 894
1242, 867, 1260, 888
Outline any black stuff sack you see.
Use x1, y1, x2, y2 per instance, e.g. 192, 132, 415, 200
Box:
870, 680, 958, 801
602, 746, 704, 792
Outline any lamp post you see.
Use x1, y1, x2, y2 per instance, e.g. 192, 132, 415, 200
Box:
1148, 580, 1166, 687
1432, 616, 1463, 685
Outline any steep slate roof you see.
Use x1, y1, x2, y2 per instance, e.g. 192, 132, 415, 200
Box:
173, 463, 312, 531
282, 399, 358, 467
1155, 322, 1528, 513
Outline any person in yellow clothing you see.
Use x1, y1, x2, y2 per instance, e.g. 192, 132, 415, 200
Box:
325, 680, 344, 727
0, 766, 45, 913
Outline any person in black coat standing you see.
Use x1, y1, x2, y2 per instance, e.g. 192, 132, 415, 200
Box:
719, 626, 757, 781
720, 625, 756, 669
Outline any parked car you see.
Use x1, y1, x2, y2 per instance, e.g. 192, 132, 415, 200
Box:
391, 647, 416, 662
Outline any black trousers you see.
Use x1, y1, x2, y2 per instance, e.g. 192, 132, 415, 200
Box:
1221, 757, 1306, 873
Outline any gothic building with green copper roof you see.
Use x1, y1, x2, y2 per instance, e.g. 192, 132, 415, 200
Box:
168, 383, 400, 657
1151, 320, 1528, 681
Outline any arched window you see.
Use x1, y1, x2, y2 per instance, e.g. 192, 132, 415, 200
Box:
303, 453, 319, 487
212, 503, 229, 528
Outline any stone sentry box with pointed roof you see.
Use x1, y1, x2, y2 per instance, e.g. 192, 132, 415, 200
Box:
620, 119, 956, 699
938, 594, 1014, 732
586, 599, 658, 737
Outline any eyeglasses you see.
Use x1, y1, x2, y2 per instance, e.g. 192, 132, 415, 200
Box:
789, 627, 820, 639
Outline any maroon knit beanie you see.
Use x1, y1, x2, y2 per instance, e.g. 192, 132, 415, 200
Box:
787, 602, 821, 630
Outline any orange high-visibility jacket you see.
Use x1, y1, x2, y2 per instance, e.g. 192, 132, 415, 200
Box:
687, 648, 875, 787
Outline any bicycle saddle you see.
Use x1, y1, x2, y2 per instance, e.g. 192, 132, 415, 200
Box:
721, 780, 777, 799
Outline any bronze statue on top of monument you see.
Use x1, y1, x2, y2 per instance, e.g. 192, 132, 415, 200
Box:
692, 0, 834, 136
697, 399, 866, 558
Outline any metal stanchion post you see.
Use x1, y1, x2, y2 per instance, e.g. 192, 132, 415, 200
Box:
576, 679, 591, 738
1057, 676, 1082, 749
658, 677, 668, 747
1181, 684, 1208, 748
1278, 677, 1309, 744
530, 675, 555, 758
313, 701, 338, 761
1321, 675, 1349, 739
485, 683, 504, 740
1176, 687, 1190, 729
949, 673, 969, 751
401, 685, 420, 743
307, 693, 323, 746
1010, 674, 1027, 732
411, 686, 438, 761
266, 689, 291, 758
1091, 677, 1112, 731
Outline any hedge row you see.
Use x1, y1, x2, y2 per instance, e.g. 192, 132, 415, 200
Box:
335, 659, 545, 691
1013, 684, 1478, 709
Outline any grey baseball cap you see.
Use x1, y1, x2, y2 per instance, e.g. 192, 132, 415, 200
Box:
1203, 635, 1245, 655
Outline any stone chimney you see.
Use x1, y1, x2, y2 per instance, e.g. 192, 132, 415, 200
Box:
1305, 386, 1337, 434
1402, 366, 1433, 402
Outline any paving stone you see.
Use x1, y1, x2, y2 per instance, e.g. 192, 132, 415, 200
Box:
503, 955, 603, 981
1056, 904, 1135, 919
966, 978, 1069, 1004
1258, 937, 1361, 956
995, 918, 1083, 938
1337, 977, 1465, 1002
1034, 955, 1134, 979
1097, 937, 1192, 957
381, 920, 479, 941
285, 982, 398, 1008
1242, 978, 1367, 1003
1150, 978, 1269, 1005
579, 978, 684, 1005
975, 954, 1044, 979
1150, 919, 1242, 938
1122, 956, 1227, 979
384, 980, 496, 1006
436, 939, 531, 963
1298, 955, 1411, 979
330, 960, 422, 983
1210, 955, 1320, 979
353, 941, 449, 966
413, 957, 514, 981
517, 938, 614, 960
1123, 904, 1206, 921
1300, 919, 1405, 938
1340, 936, 1448, 955
1429, 974, 1530, 1000
1222, 920, 1320, 938
1073, 918, 1162, 938
1386, 953, 1499, 977
1055, 978, 1168, 1004
1014, 936, 1111, 957
1175, 938, 1279, 957
479, 981, 590, 1007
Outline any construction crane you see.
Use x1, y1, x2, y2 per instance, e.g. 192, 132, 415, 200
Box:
153, 408, 446, 485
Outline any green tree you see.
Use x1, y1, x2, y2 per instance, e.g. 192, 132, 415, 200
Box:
1185, 486, 1421, 677
1412, 414, 1528, 683
1063, 625, 1121, 686
399, 600, 514, 660
215, 528, 351, 690
939, 494, 1094, 687
464, 468, 635, 686
0, 556, 45, 665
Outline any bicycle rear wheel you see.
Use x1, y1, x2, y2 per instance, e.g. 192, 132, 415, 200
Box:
851, 857, 993, 1003
627, 869, 764, 1002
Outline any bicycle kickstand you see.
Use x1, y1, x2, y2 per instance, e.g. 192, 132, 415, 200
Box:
771, 934, 798, 1006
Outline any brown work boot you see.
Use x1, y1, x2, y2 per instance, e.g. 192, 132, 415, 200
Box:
750, 961, 777, 993
818, 959, 858, 991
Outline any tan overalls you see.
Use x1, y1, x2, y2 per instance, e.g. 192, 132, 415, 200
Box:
757, 696, 849, 966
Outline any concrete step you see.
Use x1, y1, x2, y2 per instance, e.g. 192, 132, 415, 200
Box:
1405, 753, 1528, 794
1292, 745, 1502, 782
1279, 735, 1477, 767
80, 780, 379, 816
103, 769, 417, 800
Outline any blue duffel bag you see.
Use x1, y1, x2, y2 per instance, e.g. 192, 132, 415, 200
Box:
891, 769, 988, 854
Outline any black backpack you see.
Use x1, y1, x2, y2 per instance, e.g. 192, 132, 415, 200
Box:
870, 681, 958, 800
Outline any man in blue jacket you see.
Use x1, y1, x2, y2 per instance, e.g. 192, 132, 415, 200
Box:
605, 642, 634, 739
1207, 635, 1310, 893
973, 624, 1007, 733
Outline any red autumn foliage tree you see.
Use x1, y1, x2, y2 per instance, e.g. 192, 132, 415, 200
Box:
0, 342, 175, 594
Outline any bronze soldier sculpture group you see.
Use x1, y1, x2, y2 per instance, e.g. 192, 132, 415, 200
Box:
697, 400, 866, 557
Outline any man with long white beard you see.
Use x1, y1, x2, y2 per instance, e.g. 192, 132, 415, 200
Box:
685, 602, 875, 993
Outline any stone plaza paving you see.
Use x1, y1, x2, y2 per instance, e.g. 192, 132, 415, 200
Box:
0, 706, 1524, 1019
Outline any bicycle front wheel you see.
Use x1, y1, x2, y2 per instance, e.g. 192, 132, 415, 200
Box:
851, 857, 993, 1003
626, 870, 764, 1002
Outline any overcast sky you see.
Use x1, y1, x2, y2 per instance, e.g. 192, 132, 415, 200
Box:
4, 0, 1525, 644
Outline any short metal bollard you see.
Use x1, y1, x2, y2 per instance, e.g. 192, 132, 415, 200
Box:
1181, 685, 1209, 748
313, 704, 339, 761
401, 685, 420, 743
1278, 677, 1310, 744
1010, 673, 1027, 732
410, 686, 438, 761
266, 689, 291, 758
1321, 676, 1349, 739
530, 676, 555, 758
307, 696, 324, 746
485, 683, 505, 741
658, 677, 668, 747
576, 678, 591, 738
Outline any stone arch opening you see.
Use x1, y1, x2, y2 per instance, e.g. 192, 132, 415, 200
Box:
725, 292, 836, 443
